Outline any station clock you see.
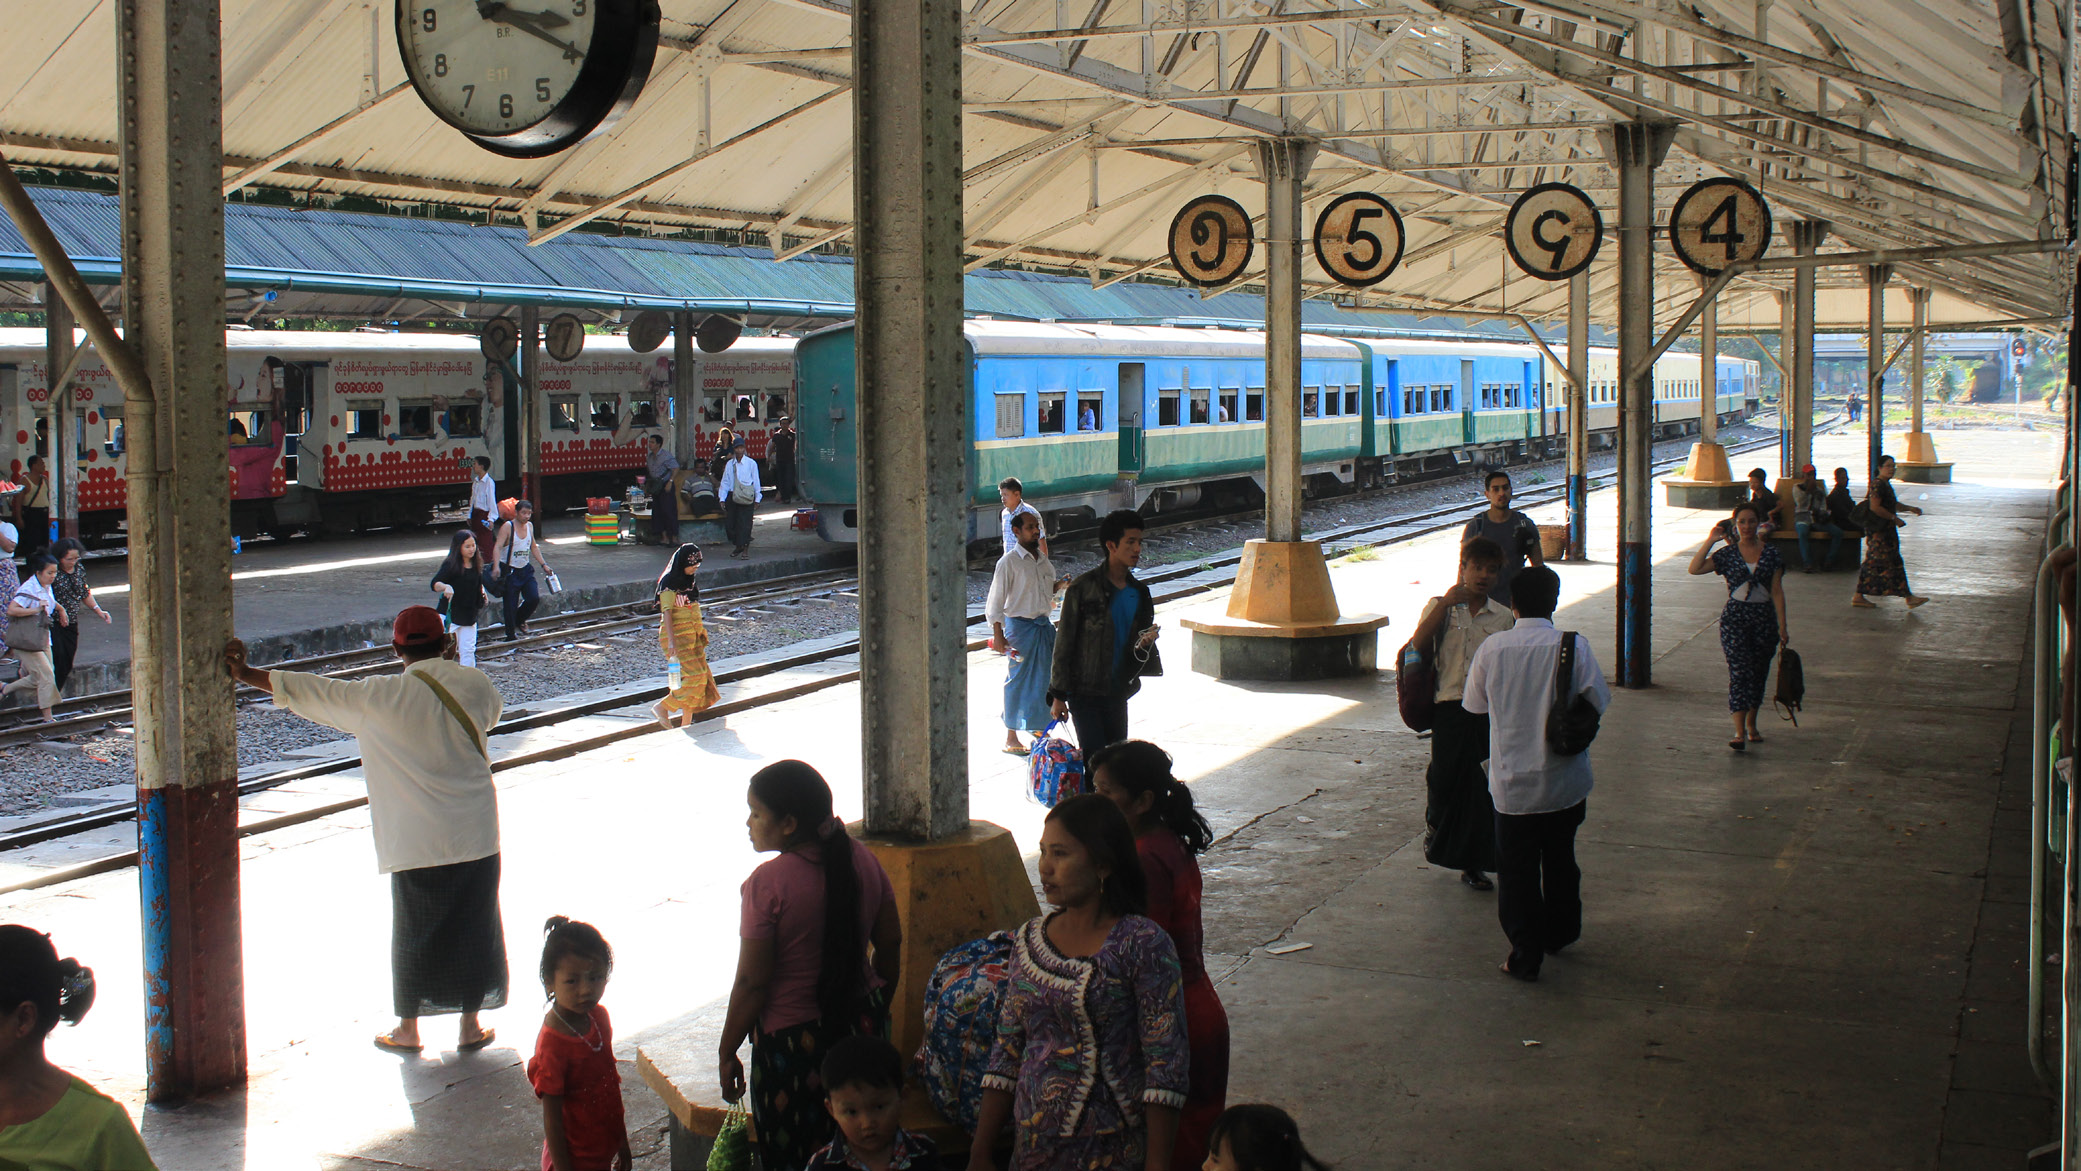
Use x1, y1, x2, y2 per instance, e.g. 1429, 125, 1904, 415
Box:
396, 0, 660, 159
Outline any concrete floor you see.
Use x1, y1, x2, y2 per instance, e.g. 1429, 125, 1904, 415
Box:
1, 427, 2058, 1169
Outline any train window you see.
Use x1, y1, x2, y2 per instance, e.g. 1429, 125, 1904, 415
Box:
550, 398, 580, 432
396, 402, 435, 439
1403, 387, 1423, 415
1375, 389, 1386, 416
445, 402, 482, 438
767, 393, 787, 419
97, 406, 124, 456
1245, 388, 1265, 422
1431, 385, 1451, 412
1302, 387, 1319, 418
1344, 388, 1360, 415
1504, 384, 1520, 408
734, 395, 756, 422
1320, 387, 1339, 417
995, 394, 1024, 438
1038, 392, 1066, 435
591, 399, 621, 430
347, 402, 382, 440
1157, 389, 1182, 427
630, 398, 660, 428
227, 409, 269, 444
1077, 392, 1103, 430
702, 397, 725, 423
1217, 390, 1237, 422
1188, 389, 1209, 424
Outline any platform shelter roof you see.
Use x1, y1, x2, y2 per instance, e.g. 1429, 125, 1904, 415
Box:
0, 0, 2071, 333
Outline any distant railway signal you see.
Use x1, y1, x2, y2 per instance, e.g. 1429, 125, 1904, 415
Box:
1504, 183, 1603, 281
1668, 178, 1773, 276
1312, 193, 1405, 288
1168, 195, 1254, 287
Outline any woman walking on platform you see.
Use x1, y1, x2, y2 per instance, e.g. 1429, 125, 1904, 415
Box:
721, 761, 902, 1171
4, 556, 64, 722
1407, 537, 1511, 889
1689, 501, 1788, 750
1852, 454, 1929, 610
1089, 740, 1228, 1171
650, 544, 720, 729
431, 530, 491, 667
48, 540, 110, 692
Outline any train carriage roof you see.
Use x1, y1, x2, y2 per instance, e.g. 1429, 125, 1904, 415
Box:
0, 327, 797, 362
959, 319, 1361, 362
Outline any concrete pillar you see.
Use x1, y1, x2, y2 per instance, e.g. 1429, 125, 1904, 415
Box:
519, 305, 542, 507
1777, 290, 1793, 475
671, 310, 700, 472
1254, 138, 1315, 544
853, 0, 968, 840
1903, 286, 1941, 466
1789, 220, 1829, 475
116, 0, 245, 1100
1605, 120, 1675, 688
1699, 278, 1719, 444
1566, 269, 1589, 561
1672, 274, 1736, 500
43, 282, 75, 540
1865, 264, 1892, 479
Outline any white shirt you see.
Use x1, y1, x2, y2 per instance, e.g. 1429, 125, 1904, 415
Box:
1418, 596, 1515, 703
470, 473, 497, 519
1462, 618, 1612, 815
987, 544, 1058, 625
1000, 501, 1041, 553
502, 521, 534, 568
271, 658, 505, 873
10, 576, 54, 616
719, 455, 762, 504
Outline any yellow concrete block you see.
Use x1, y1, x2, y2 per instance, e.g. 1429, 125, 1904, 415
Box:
1684, 440, 1733, 483
1225, 539, 1342, 625
1903, 431, 1940, 464
854, 820, 1040, 1060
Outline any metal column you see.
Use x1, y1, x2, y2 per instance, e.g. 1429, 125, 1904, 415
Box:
519, 305, 542, 507
672, 310, 700, 470
1909, 288, 1927, 434
1777, 291, 1793, 474
853, 0, 967, 839
1865, 264, 1892, 479
1255, 138, 1315, 544
1698, 278, 1719, 444
1789, 220, 1829, 475
1567, 270, 1590, 561
1605, 121, 1674, 688
117, 0, 245, 1100
43, 282, 75, 541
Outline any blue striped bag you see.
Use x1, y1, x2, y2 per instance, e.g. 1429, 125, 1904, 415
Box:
1026, 720, 1085, 807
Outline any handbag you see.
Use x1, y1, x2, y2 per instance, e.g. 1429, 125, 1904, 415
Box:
1849, 499, 1879, 532
4, 600, 48, 653
1773, 644, 1805, 725
1395, 637, 1437, 732
1544, 631, 1601, 756
706, 1099, 753, 1171
1027, 720, 1086, 807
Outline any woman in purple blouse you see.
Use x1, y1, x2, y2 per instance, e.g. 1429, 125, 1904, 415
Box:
968, 794, 1190, 1171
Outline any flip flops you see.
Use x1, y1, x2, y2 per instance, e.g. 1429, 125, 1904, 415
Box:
373, 1032, 422, 1055
458, 1028, 497, 1052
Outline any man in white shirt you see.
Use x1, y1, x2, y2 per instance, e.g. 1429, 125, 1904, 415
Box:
225, 606, 508, 1053
1462, 565, 1611, 982
717, 438, 762, 559
997, 477, 1048, 559
986, 509, 1064, 754
466, 456, 498, 567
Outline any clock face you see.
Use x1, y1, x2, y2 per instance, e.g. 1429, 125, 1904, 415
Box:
396, 0, 658, 158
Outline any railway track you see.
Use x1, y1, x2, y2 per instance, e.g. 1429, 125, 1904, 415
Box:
0, 427, 1808, 888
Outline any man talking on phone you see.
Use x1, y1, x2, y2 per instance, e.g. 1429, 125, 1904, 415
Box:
1049, 509, 1162, 751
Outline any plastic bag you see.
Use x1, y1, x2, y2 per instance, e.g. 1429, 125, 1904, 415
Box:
706, 1099, 752, 1171
1027, 721, 1085, 807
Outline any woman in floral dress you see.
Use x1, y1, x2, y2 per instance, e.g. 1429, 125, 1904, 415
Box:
651, 544, 720, 729
969, 794, 1189, 1171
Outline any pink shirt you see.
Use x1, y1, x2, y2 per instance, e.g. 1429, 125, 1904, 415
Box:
740, 838, 896, 1033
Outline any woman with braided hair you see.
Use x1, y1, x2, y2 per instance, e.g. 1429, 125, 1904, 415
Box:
0, 924, 156, 1168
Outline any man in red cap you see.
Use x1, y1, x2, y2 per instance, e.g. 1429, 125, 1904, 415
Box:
225, 605, 507, 1055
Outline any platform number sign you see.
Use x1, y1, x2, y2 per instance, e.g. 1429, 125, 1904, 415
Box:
1668, 178, 1773, 276
545, 313, 587, 362
480, 315, 519, 363
1504, 183, 1603, 281
627, 310, 671, 354
1312, 193, 1405, 288
1168, 195, 1254, 287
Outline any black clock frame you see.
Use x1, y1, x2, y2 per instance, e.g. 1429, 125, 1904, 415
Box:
395, 0, 661, 159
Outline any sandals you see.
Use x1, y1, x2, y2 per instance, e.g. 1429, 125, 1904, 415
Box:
1461, 871, 1494, 891
458, 1028, 497, 1052
1728, 739, 1746, 752
1001, 745, 1029, 757
1906, 596, 1929, 609
373, 1032, 423, 1055
649, 700, 673, 730
1850, 598, 1877, 609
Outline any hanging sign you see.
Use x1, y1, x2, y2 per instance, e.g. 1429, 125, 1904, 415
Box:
544, 313, 588, 362
1668, 178, 1773, 276
1168, 195, 1254, 287
480, 315, 519, 363
1504, 183, 1603, 281
1312, 193, 1405, 288
627, 310, 672, 354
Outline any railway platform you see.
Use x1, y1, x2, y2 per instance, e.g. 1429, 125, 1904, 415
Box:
0, 428, 2057, 1169
3, 499, 842, 701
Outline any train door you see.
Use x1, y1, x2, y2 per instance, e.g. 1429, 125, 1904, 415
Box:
282, 361, 316, 480
1117, 362, 1144, 475
1460, 359, 1476, 443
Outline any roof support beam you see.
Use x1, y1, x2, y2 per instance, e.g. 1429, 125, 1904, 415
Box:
220, 83, 411, 196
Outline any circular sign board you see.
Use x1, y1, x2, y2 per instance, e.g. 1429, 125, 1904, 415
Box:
627, 310, 672, 354
1668, 178, 1772, 276
545, 312, 587, 363
1168, 195, 1254, 287
1312, 193, 1405, 288
480, 315, 518, 363
696, 314, 743, 354
1504, 183, 1603, 281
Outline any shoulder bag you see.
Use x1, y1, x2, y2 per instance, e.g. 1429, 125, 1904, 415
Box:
4, 595, 49, 653
1545, 631, 1601, 756
1396, 635, 1438, 732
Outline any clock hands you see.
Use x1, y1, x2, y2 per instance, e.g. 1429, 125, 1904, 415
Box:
474, 1, 584, 61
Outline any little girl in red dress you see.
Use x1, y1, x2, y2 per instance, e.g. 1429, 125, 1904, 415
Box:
528, 917, 631, 1171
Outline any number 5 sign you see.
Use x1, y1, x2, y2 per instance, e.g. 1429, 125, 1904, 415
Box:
1668, 178, 1772, 276
1312, 193, 1404, 287
1505, 183, 1603, 280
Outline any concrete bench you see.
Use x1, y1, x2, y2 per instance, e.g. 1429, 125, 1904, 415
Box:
1762, 481, 1863, 569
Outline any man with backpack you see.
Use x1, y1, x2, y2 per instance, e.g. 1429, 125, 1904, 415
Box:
717, 438, 762, 559
1461, 565, 1611, 982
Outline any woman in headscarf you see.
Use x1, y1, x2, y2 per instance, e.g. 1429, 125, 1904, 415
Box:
651, 544, 720, 729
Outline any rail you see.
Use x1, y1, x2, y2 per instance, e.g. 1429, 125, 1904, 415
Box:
2031, 546, 2066, 1086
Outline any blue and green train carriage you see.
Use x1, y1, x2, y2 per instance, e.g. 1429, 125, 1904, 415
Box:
793, 320, 1755, 545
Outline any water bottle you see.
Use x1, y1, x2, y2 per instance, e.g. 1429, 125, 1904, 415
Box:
1005, 646, 1023, 664
667, 655, 682, 694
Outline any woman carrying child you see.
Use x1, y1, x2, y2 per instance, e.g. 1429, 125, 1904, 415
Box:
1088, 740, 1229, 1171
968, 794, 1190, 1171
528, 917, 630, 1171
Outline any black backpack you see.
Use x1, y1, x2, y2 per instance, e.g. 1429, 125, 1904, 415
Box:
1545, 631, 1601, 756
1774, 645, 1804, 725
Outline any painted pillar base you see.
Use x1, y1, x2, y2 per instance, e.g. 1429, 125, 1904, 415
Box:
1898, 432, 1951, 482
854, 820, 1040, 1061
1661, 479, 1749, 509
1178, 540, 1388, 681
1683, 440, 1733, 482
1903, 431, 1940, 463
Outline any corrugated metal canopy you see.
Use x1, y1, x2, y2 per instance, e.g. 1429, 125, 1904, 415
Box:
0, 0, 2071, 331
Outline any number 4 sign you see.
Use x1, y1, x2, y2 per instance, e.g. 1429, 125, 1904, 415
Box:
1668, 178, 1772, 276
